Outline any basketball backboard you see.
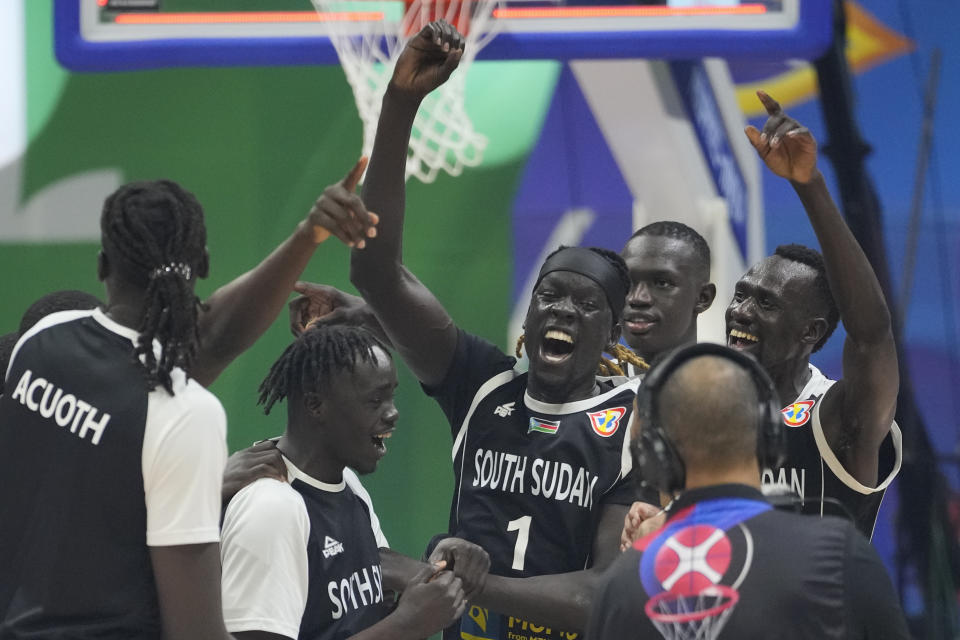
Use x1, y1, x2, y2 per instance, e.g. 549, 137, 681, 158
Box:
54, 0, 831, 71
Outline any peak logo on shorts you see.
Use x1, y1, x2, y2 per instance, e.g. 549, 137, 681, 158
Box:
781, 400, 816, 427
588, 407, 625, 438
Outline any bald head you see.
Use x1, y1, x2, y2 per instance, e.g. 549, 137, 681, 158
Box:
657, 355, 761, 473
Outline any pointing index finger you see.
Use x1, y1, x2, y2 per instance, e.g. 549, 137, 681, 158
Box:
756, 90, 782, 116
343, 156, 369, 192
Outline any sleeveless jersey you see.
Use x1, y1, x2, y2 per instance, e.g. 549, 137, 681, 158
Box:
221, 457, 386, 640
426, 330, 639, 640
762, 364, 902, 538
0, 309, 226, 638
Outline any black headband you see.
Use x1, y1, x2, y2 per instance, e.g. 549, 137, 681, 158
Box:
535, 247, 627, 315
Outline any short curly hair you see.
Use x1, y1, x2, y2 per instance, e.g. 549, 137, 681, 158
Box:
626, 221, 711, 277
774, 244, 839, 352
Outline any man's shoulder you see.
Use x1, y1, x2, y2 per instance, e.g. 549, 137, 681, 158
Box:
147, 372, 226, 428
750, 508, 854, 550
456, 328, 516, 368
596, 374, 641, 394
798, 363, 836, 401
226, 479, 308, 534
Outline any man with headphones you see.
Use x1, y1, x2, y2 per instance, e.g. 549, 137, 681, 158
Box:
588, 343, 908, 639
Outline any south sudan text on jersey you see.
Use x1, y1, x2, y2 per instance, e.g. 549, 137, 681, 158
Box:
472, 449, 600, 509
449, 372, 638, 579
427, 332, 643, 640
438, 346, 640, 580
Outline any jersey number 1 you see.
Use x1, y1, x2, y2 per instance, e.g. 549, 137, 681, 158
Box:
507, 516, 531, 571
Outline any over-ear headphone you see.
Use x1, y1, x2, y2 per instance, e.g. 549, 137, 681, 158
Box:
632, 343, 785, 496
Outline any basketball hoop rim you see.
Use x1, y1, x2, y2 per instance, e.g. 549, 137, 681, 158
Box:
644, 584, 739, 623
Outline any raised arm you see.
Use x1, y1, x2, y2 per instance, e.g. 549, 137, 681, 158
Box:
745, 91, 898, 483
192, 158, 376, 387
349, 22, 464, 387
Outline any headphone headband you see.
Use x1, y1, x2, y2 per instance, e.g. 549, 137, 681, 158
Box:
632, 343, 785, 496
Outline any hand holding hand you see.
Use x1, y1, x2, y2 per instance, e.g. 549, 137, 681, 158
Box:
393, 562, 466, 638
428, 537, 491, 599
389, 20, 465, 102
744, 90, 819, 184
619, 501, 666, 551
307, 156, 379, 248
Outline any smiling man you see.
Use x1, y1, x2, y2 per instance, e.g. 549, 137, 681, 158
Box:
620, 222, 716, 371
725, 91, 902, 537
220, 325, 476, 640
348, 21, 641, 640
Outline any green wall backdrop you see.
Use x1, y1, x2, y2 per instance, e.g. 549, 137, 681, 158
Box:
2, 1, 560, 559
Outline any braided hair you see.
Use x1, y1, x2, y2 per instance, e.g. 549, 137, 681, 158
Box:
774, 244, 839, 352
100, 180, 207, 394
258, 325, 389, 415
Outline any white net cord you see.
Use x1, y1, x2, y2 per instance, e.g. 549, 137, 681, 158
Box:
313, 0, 502, 183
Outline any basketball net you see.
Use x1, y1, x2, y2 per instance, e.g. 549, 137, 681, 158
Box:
311, 0, 501, 183
645, 585, 739, 640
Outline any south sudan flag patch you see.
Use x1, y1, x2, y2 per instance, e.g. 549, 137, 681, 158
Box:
528, 417, 560, 435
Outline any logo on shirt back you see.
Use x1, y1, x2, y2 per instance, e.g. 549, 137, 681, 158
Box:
588, 407, 625, 437
653, 525, 732, 595
323, 536, 345, 558
781, 400, 816, 427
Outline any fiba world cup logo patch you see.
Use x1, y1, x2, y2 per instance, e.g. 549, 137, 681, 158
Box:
588, 407, 625, 438
781, 400, 816, 427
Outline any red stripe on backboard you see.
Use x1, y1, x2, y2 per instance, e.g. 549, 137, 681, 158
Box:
113, 11, 385, 25
493, 4, 767, 19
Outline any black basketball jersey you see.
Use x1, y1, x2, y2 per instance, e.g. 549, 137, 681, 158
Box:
221, 458, 386, 640
426, 330, 639, 640
299, 481, 385, 639
587, 484, 909, 640
762, 364, 902, 538
1, 311, 157, 637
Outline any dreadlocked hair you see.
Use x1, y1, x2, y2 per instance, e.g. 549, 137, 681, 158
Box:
258, 325, 389, 415
100, 180, 207, 395
515, 335, 648, 377
626, 221, 711, 275
607, 343, 649, 374
774, 244, 840, 352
